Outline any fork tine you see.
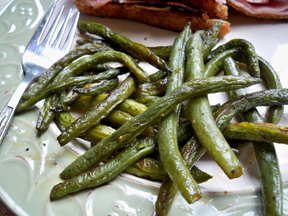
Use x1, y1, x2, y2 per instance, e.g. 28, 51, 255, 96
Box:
41, 5, 65, 46
26, 3, 56, 49
61, 11, 80, 53
51, 8, 73, 49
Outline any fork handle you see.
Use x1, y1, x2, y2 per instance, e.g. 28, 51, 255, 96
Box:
0, 75, 33, 146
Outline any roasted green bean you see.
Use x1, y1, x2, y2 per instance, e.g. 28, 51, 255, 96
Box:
149, 70, 168, 82
106, 110, 134, 128
116, 99, 148, 117
54, 91, 80, 111
149, 46, 171, 61
73, 78, 119, 96
223, 122, 288, 144
201, 21, 222, 59
206, 39, 260, 77
55, 111, 116, 143
204, 48, 246, 78
135, 96, 161, 107
186, 33, 242, 179
36, 94, 59, 132
70, 94, 108, 111
214, 89, 288, 131
125, 158, 212, 183
134, 78, 167, 97
258, 56, 283, 124
77, 21, 172, 74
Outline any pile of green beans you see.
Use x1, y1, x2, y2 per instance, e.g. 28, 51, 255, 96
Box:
17, 20, 288, 216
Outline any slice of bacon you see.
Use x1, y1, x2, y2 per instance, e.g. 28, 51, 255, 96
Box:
227, 0, 288, 19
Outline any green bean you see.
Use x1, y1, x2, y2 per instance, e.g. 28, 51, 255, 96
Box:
70, 94, 108, 111
54, 91, 80, 112
57, 76, 136, 146
135, 96, 161, 107
181, 103, 221, 119
22, 43, 111, 101
54, 111, 116, 143
106, 110, 134, 128
72, 95, 148, 118
76, 38, 111, 47
56, 50, 149, 83
158, 24, 201, 204
221, 55, 283, 124
50, 137, 157, 200
258, 56, 283, 124
223, 56, 283, 216
77, 21, 172, 74
149, 70, 168, 82
54, 111, 76, 130
124, 166, 165, 181
17, 69, 122, 111
59, 75, 261, 179
149, 46, 171, 61
99, 109, 156, 138
206, 39, 260, 77
73, 78, 119, 96
176, 119, 194, 145
116, 99, 148, 117
156, 176, 179, 216
81, 125, 116, 144
253, 139, 283, 216
214, 89, 288, 131
204, 49, 246, 78
54, 92, 116, 144
187, 33, 242, 179
36, 94, 59, 132
223, 122, 288, 144
134, 78, 167, 97
125, 158, 212, 183
168, 148, 212, 203
201, 21, 222, 59
27, 53, 120, 131
129, 158, 166, 176
190, 166, 213, 184
92, 64, 114, 72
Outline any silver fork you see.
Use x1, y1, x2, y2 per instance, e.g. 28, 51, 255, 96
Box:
0, 3, 80, 146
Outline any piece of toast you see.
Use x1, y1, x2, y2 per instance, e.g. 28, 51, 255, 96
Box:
75, 0, 230, 38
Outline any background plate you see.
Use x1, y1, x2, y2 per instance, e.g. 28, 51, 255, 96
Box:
0, 0, 288, 215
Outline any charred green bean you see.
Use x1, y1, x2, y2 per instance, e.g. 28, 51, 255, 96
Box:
77, 21, 172, 74
73, 78, 119, 96
206, 39, 260, 77
223, 122, 288, 144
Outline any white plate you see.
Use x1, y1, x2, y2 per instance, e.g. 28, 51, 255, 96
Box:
0, 0, 288, 215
